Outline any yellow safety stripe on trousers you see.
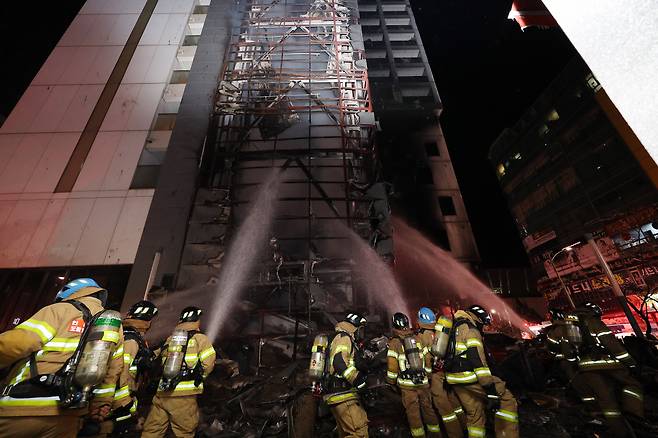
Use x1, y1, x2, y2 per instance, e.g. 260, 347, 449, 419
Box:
474, 367, 492, 377
102, 330, 120, 343
114, 385, 130, 401
603, 410, 622, 417
466, 338, 483, 348
113, 344, 124, 360
427, 424, 441, 432
387, 371, 398, 380
495, 409, 519, 423
446, 371, 477, 384
343, 366, 358, 380
171, 380, 203, 391
397, 377, 428, 388
199, 346, 215, 361
325, 391, 357, 404
17, 318, 56, 343
467, 426, 486, 437
43, 337, 80, 352
442, 413, 458, 422
0, 395, 60, 407
410, 426, 426, 436
93, 384, 116, 398
579, 359, 620, 367
622, 388, 643, 400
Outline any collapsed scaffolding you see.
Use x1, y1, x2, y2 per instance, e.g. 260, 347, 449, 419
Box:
196, 0, 393, 367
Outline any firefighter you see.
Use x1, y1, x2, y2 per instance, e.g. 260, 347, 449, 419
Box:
142, 306, 216, 438
324, 312, 369, 438
0, 278, 125, 438
445, 305, 519, 438
92, 300, 160, 437
575, 302, 644, 437
387, 312, 441, 438
416, 307, 465, 438
543, 308, 597, 408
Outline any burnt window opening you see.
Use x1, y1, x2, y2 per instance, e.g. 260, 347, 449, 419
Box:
438, 196, 457, 216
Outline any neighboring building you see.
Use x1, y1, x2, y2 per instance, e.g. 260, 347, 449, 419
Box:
359, 0, 480, 264
0, 0, 478, 342
0, 0, 210, 329
490, 56, 658, 330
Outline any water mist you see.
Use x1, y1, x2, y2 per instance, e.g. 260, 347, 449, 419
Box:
206, 170, 283, 342
392, 217, 529, 332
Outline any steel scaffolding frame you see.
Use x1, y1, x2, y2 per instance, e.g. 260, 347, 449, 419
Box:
201, 0, 380, 350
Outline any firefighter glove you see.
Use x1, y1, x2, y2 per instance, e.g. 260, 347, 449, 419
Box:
483, 383, 501, 411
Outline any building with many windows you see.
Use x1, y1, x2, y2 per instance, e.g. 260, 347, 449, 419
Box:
490, 56, 658, 331
0, 0, 479, 341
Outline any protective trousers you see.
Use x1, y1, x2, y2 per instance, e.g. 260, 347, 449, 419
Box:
559, 361, 597, 407
401, 387, 441, 437
142, 395, 199, 438
329, 399, 369, 438
0, 415, 80, 438
453, 376, 519, 438
431, 372, 465, 437
579, 369, 643, 437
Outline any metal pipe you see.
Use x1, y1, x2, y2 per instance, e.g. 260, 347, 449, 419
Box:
144, 251, 161, 300
585, 233, 644, 337
549, 250, 576, 309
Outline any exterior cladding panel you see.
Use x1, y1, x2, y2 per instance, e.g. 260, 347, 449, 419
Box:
0, 0, 197, 268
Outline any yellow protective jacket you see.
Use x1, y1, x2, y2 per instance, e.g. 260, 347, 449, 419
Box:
157, 322, 216, 397
324, 321, 362, 405
0, 291, 125, 417
577, 313, 636, 371
113, 318, 152, 420
445, 310, 493, 386
416, 324, 435, 373
544, 319, 579, 364
386, 328, 430, 388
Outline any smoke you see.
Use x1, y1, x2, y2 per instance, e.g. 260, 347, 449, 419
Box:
206, 170, 283, 342
392, 217, 528, 332
326, 221, 410, 318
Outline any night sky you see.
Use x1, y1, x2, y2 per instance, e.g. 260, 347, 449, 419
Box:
0, 0, 576, 268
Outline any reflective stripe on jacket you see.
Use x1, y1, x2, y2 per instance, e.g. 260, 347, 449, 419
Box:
323, 321, 361, 405
386, 329, 429, 388
578, 314, 635, 371
445, 310, 493, 386
157, 322, 216, 397
0, 293, 125, 417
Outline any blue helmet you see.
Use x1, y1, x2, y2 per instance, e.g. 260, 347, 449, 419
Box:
418, 307, 436, 325
55, 278, 102, 302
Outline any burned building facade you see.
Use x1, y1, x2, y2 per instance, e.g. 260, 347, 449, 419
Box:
0, 0, 478, 351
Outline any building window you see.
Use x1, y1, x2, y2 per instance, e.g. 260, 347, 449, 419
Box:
425, 141, 439, 157
438, 196, 457, 216
418, 167, 434, 185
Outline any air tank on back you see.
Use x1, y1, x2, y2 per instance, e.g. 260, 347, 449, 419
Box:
309, 334, 329, 380
162, 329, 189, 380
74, 310, 122, 405
402, 336, 424, 371
432, 315, 453, 358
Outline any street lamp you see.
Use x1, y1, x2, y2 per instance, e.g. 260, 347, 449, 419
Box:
548, 242, 581, 309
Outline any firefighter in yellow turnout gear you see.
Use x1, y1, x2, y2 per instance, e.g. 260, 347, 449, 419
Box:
387, 312, 441, 438
416, 307, 465, 438
0, 278, 125, 438
575, 302, 644, 437
446, 305, 519, 438
544, 308, 597, 408
142, 306, 216, 438
324, 312, 369, 438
